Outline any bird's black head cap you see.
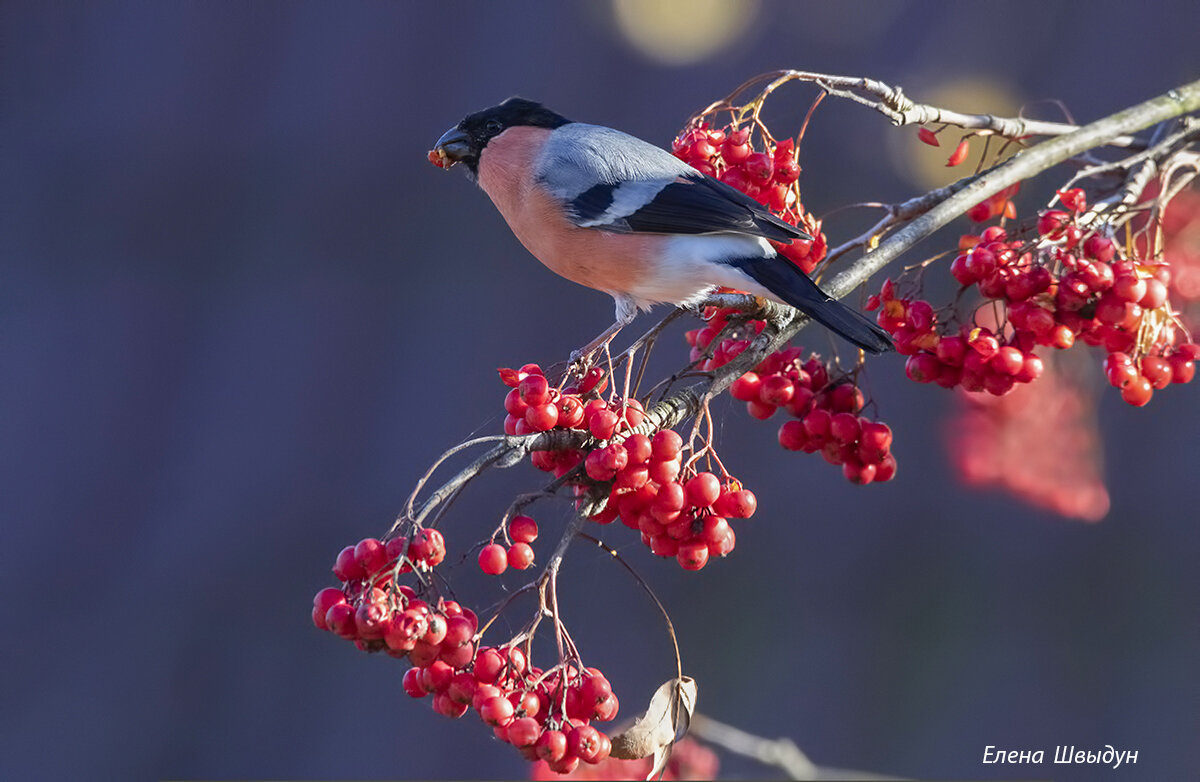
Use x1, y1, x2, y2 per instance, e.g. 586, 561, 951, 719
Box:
434, 98, 571, 175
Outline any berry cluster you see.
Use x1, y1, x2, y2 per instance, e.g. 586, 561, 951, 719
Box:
688, 305, 898, 485
673, 125, 826, 273
585, 427, 756, 570
947, 357, 1110, 521
314, 533, 621, 775
870, 190, 1197, 406
684, 303, 761, 370
501, 364, 640, 439
872, 277, 1046, 397
501, 363, 649, 476
406, 652, 619, 776
750, 350, 897, 485
497, 362, 756, 571
313, 532, 468, 659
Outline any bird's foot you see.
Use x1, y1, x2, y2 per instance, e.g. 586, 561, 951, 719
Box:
568, 347, 589, 368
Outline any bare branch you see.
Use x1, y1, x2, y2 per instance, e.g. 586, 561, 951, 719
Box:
689, 714, 904, 780
1072, 119, 1200, 222
806, 71, 1148, 147
694, 69, 1147, 148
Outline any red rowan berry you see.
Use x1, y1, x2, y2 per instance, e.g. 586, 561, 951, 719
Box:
518, 374, 550, 406
507, 542, 534, 570
588, 409, 619, 440
508, 717, 541, 748
685, 472, 721, 507
650, 429, 683, 460
1121, 376, 1153, 406
402, 667, 427, 698
536, 729, 568, 763
676, 540, 710, 570
508, 515, 538, 543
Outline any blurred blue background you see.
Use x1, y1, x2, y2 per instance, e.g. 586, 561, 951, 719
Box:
2, 1, 1197, 779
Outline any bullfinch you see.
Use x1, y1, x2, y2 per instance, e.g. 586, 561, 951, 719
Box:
431, 98, 892, 354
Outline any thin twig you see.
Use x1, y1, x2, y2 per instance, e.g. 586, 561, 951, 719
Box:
476, 580, 540, 640
408, 442, 512, 528
823, 172, 986, 265
400, 435, 509, 524
578, 532, 682, 681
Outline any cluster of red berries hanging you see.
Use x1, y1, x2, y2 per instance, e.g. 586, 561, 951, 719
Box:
407, 652, 620, 776
497, 363, 755, 571
312, 531, 472, 661
585, 426, 756, 571
673, 124, 825, 274
870, 188, 1197, 406
313, 532, 621, 775
500, 363, 646, 474
478, 514, 540, 575
685, 301, 762, 371
687, 304, 898, 486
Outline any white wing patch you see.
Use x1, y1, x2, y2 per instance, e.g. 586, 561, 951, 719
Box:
577, 180, 673, 227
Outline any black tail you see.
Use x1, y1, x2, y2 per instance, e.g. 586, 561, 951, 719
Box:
729, 257, 894, 354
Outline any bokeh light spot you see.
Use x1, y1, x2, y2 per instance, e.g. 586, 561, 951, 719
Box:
612, 0, 759, 65
889, 78, 1023, 190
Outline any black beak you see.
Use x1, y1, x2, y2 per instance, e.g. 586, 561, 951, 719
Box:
434, 126, 472, 165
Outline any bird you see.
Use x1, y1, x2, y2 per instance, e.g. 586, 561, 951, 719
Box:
430, 97, 892, 356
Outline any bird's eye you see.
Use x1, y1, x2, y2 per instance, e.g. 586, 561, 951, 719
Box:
485, 120, 503, 135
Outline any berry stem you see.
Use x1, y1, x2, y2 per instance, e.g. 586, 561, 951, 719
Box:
578, 532, 683, 683
489, 490, 558, 543
475, 579, 540, 641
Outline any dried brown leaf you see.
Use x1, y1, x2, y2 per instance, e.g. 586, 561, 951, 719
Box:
609, 676, 697, 778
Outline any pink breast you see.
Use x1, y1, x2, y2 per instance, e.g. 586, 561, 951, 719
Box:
477, 127, 651, 297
